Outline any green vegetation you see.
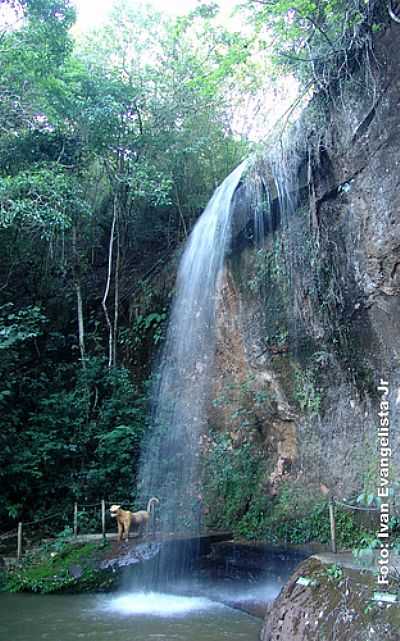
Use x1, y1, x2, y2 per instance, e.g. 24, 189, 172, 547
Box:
1, 351, 148, 525
324, 563, 344, 582
5, 531, 114, 593
211, 374, 270, 433
202, 432, 265, 532
0, 0, 392, 559
242, 0, 388, 92
0, 0, 253, 531
249, 493, 370, 547
293, 366, 321, 416
203, 443, 373, 546
249, 245, 286, 294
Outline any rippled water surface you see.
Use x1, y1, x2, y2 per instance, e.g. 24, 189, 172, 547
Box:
0, 591, 261, 641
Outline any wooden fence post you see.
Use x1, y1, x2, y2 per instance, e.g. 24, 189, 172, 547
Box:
17, 522, 23, 561
101, 500, 106, 541
74, 502, 78, 538
329, 497, 337, 554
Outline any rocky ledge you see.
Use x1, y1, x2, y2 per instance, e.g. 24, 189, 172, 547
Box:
261, 557, 400, 641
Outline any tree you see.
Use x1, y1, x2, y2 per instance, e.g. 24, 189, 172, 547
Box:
240, 0, 389, 90
0, 0, 252, 529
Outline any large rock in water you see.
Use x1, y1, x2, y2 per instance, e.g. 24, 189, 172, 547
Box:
261, 558, 400, 641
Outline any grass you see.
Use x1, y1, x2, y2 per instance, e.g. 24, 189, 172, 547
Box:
4, 538, 115, 594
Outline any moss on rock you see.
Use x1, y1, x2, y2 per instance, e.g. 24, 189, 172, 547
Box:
261, 558, 400, 641
4, 540, 118, 594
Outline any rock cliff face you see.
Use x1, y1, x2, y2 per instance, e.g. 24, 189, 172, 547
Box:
260, 557, 400, 641
210, 23, 400, 500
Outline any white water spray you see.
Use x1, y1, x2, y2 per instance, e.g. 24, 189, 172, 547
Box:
138, 161, 247, 577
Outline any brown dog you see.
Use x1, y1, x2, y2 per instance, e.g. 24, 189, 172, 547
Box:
110, 497, 159, 542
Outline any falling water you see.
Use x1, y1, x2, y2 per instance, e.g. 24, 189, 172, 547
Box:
138, 161, 247, 585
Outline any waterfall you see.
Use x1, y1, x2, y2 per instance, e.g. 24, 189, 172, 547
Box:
137, 161, 247, 586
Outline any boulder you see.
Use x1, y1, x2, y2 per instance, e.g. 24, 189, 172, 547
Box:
261, 558, 400, 641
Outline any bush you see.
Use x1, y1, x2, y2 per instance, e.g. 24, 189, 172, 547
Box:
256, 500, 369, 547
203, 445, 372, 548
0, 355, 148, 529
202, 432, 266, 533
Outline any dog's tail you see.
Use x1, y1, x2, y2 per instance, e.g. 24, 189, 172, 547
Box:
147, 496, 160, 513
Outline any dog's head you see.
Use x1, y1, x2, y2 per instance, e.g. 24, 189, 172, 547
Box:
109, 504, 121, 518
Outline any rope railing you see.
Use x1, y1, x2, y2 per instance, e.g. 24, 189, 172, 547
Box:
23, 510, 67, 526
79, 502, 102, 508
0, 528, 18, 542
78, 500, 135, 506
1, 501, 108, 561
327, 498, 400, 553
335, 500, 379, 512
1, 496, 163, 562
2, 496, 396, 562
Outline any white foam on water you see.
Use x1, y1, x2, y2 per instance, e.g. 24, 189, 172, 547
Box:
230, 583, 281, 602
103, 592, 223, 617
202, 580, 281, 606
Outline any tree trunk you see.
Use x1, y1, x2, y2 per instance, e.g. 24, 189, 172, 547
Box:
112, 216, 120, 368
72, 224, 86, 368
102, 196, 117, 368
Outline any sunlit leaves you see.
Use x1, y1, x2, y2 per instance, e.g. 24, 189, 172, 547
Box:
240, 0, 386, 87
1, 0, 76, 75
0, 166, 89, 233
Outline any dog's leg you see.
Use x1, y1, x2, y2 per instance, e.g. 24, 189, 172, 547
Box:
124, 514, 131, 542
142, 514, 150, 538
117, 519, 123, 542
